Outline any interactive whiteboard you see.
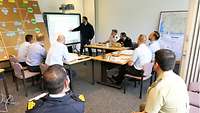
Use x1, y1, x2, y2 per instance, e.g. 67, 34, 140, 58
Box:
43, 13, 80, 45
158, 11, 188, 60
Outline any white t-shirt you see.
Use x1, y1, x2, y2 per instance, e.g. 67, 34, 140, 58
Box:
26, 42, 46, 66
132, 44, 152, 70
45, 42, 77, 66
17, 42, 31, 62
108, 34, 119, 43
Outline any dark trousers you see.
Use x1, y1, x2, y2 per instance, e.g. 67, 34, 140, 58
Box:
115, 64, 144, 83
19, 62, 28, 67
27, 65, 41, 72
80, 40, 92, 56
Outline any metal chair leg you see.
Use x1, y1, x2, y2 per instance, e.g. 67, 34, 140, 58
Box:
22, 79, 28, 97
123, 77, 128, 94
15, 78, 19, 91
134, 81, 137, 87
139, 77, 143, 99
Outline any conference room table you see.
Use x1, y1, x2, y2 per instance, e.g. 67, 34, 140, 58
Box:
63, 50, 133, 89
92, 50, 133, 88
64, 54, 95, 90
85, 43, 129, 56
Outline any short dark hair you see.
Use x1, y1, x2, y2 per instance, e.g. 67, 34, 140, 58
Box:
82, 16, 88, 21
112, 29, 118, 33
121, 32, 126, 37
155, 49, 176, 71
43, 64, 69, 94
25, 34, 33, 42
153, 31, 160, 40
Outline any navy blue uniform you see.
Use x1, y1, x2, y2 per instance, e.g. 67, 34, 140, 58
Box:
26, 92, 85, 113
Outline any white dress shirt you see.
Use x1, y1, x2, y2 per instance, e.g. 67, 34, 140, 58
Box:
17, 42, 31, 62
108, 34, 119, 43
26, 42, 46, 66
132, 44, 152, 70
45, 42, 76, 66
149, 40, 160, 59
145, 70, 189, 113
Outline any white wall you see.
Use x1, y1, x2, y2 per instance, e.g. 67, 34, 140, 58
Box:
83, 0, 96, 42
83, 0, 95, 27
95, 0, 189, 42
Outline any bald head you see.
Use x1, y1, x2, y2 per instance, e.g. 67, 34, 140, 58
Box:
43, 64, 69, 94
137, 34, 147, 45
57, 34, 66, 44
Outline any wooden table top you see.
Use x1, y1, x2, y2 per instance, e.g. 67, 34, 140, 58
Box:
64, 55, 92, 65
85, 43, 129, 51
92, 52, 132, 65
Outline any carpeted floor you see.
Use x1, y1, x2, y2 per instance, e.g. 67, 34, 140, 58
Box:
0, 62, 151, 113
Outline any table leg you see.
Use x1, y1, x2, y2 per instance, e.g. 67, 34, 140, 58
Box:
97, 62, 122, 89
2, 74, 9, 98
96, 49, 98, 56
91, 60, 95, 85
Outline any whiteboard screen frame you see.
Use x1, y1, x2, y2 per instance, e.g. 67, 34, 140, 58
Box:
43, 12, 81, 45
158, 10, 188, 60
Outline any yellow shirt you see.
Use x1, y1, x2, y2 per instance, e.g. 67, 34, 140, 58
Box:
145, 71, 189, 113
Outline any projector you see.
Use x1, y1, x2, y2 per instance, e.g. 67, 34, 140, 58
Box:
59, 4, 75, 11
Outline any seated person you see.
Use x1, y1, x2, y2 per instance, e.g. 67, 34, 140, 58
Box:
26, 64, 85, 113
132, 49, 189, 113
17, 34, 33, 66
117, 32, 133, 47
45, 34, 78, 66
148, 31, 161, 59
104, 29, 118, 44
113, 34, 152, 84
26, 33, 46, 72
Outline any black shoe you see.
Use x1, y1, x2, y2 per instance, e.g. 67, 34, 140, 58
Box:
115, 81, 122, 86
107, 76, 116, 83
112, 75, 119, 81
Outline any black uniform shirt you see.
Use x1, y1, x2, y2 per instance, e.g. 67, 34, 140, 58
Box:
72, 22, 94, 42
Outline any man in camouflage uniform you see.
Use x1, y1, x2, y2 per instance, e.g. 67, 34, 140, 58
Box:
133, 49, 189, 113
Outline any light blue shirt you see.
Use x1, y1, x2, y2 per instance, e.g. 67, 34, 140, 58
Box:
45, 42, 73, 66
26, 42, 46, 66
132, 44, 152, 70
149, 40, 160, 59
17, 42, 31, 62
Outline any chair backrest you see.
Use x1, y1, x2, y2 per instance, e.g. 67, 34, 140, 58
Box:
143, 63, 153, 77
12, 62, 24, 79
9, 55, 18, 63
9, 55, 18, 69
40, 64, 48, 74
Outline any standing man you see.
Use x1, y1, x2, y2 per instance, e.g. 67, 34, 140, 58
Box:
132, 49, 189, 113
71, 16, 94, 56
26, 64, 85, 113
